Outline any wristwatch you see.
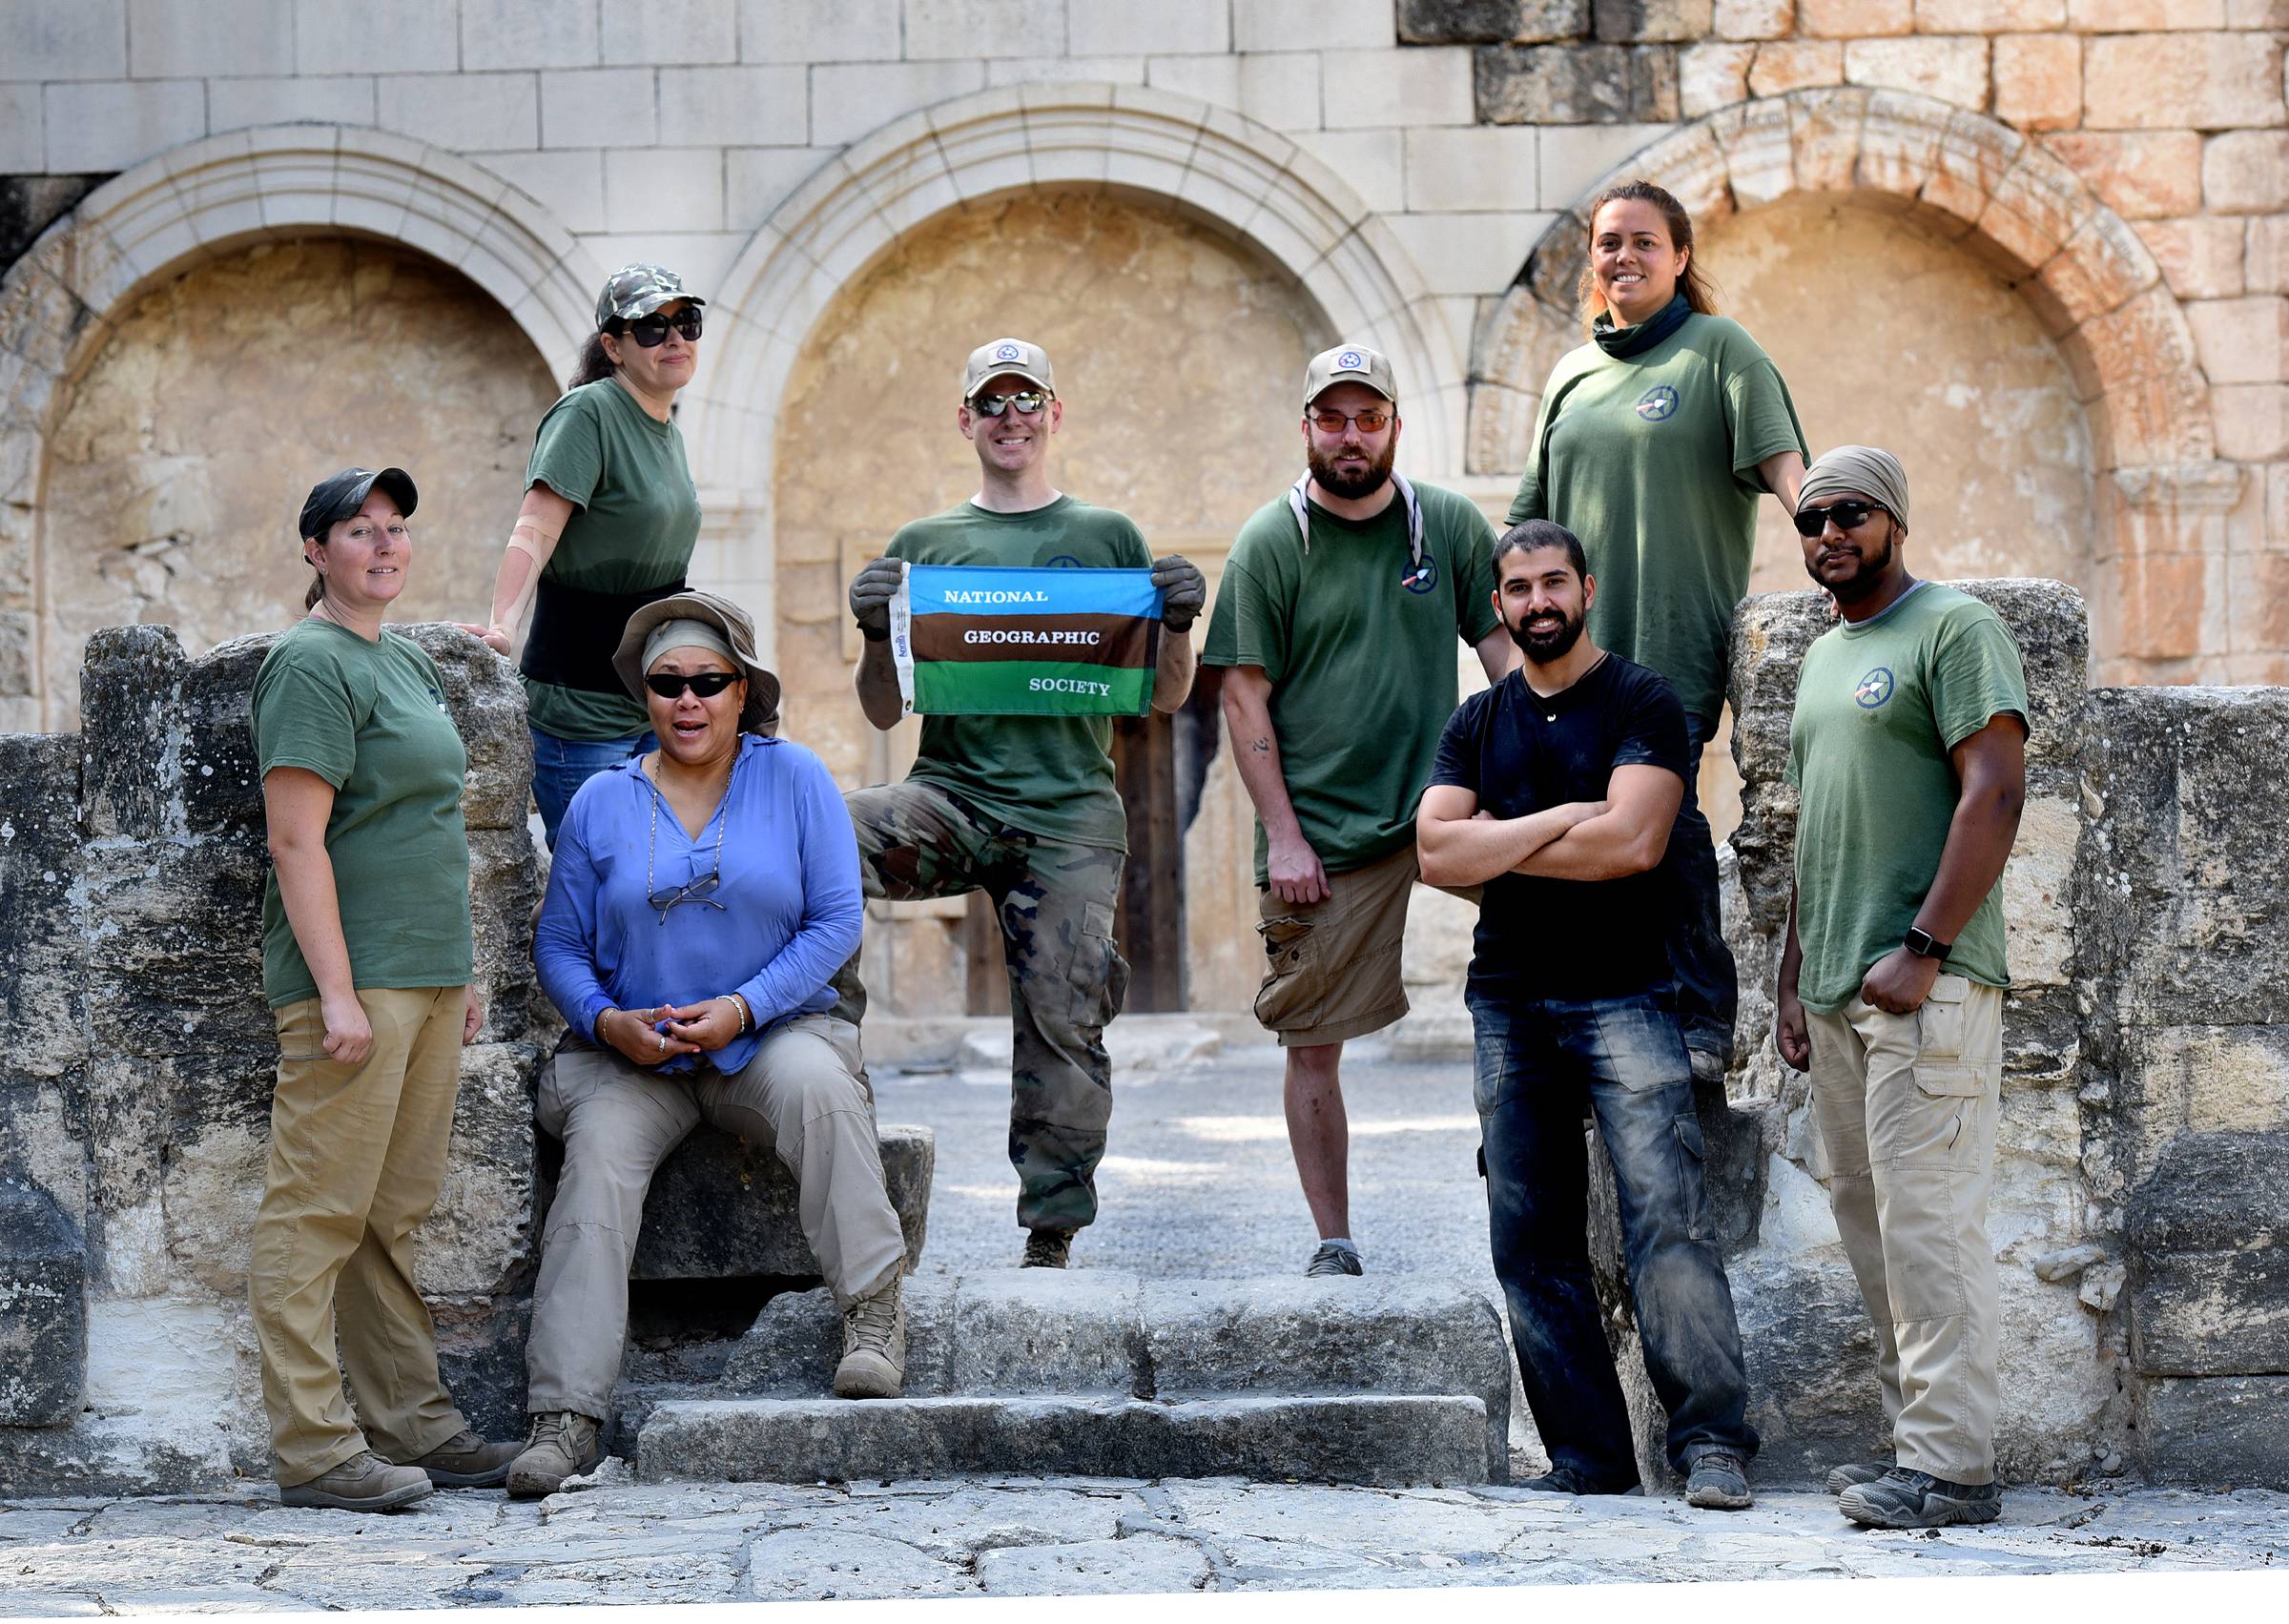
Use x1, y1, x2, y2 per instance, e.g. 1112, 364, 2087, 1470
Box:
1904, 927, 1951, 960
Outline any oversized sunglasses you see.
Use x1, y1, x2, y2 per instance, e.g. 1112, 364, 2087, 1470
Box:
1309, 407, 1392, 435
622, 308, 703, 347
970, 389, 1051, 416
645, 670, 741, 699
1792, 499, 1887, 539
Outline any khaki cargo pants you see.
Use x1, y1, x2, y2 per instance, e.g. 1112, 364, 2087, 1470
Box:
248, 986, 473, 1488
1805, 974, 2004, 1486
831, 780, 1127, 1235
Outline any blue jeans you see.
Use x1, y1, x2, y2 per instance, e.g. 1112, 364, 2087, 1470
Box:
1468, 979, 1757, 1487
1669, 721, 1739, 1066
530, 728, 653, 849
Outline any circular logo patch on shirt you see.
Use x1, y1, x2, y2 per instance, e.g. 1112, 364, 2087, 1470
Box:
1635, 384, 1679, 422
1399, 554, 1439, 594
1854, 667, 1896, 709
1044, 554, 1083, 569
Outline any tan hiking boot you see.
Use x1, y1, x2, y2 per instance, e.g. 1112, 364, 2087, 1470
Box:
833, 1273, 906, 1399
405, 1428, 521, 1489
279, 1449, 433, 1511
505, 1412, 602, 1500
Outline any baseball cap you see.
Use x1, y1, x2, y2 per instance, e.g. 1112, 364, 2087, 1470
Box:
596, 263, 706, 330
1303, 343, 1397, 407
299, 467, 418, 541
961, 338, 1056, 401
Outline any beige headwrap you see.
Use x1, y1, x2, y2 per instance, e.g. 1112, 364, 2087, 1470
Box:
1799, 444, 1910, 530
641, 617, 736, 672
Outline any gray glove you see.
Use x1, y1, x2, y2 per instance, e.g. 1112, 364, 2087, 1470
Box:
849, 557, 903, 641
1151, 554, 1206, 634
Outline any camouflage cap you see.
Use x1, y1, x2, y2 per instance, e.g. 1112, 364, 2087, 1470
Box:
595, 263, 706, 330
1303, 342, 1397, 407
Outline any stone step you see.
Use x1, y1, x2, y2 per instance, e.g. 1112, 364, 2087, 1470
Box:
634, 1393, 1492, 1487
716, 1271, 1512, 1480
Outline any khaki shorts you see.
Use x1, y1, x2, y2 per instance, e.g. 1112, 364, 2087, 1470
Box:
1253, 843, 1418, 1047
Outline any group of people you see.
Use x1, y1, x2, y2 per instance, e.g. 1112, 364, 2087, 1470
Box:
240, 179, 2029, 1536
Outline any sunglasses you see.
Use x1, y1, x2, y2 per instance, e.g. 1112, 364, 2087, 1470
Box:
645, 670, 741, 699
1792, 499, 1887, 539
970, 389, 1051, 417
1309, 408, 1392, 435
622, 308, 703, 347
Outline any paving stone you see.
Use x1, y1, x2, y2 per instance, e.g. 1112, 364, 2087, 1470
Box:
766, 1484, 1139, 1561
977, 1531, 1210, 1594
743, 1529, 977, 1600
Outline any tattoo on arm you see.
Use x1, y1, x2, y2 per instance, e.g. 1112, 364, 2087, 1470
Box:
1248, 736, 1271, 754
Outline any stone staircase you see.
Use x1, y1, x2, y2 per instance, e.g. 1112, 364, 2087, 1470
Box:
619, 1272, 1515, 1488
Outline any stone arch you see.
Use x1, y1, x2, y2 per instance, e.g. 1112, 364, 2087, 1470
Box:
688, 81, 1454, 618
0, 125, 604, 729
1467, 88, 2230, 685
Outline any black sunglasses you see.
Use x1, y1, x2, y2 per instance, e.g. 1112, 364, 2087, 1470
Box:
621, 308, 703, 347
970, 389, 1051, 417
1792, 499, 1887, 539
645, 670, 741, 699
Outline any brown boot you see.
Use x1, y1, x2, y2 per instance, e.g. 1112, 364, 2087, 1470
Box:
833, 1273, 906, 1399
405, 1428, 521, 1489
278, 1450, 433, 1511
505, 1412, 602, 1500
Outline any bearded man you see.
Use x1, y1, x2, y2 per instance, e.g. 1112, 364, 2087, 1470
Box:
1415, 519, 1760, 1510
1201, 343, 1515, 1280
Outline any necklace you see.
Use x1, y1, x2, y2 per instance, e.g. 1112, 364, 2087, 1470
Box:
645, 766, 732, 925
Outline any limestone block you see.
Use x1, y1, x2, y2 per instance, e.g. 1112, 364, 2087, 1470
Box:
0, 733, 87, 1084
0, 1185, 87, 1426
1323, 47, 1476, 130
620, 1123, 935, 1282
1731, 1255, 1890, 1485
720, 1275, 958, 1395
376, 73, 540, 152
2187, 296, 2289, 386
1991, 33, 2081, 134
2125, 1130, 2289, 1376
1842, 36, 1990, 115
2213, 385, 2289, 463
656, 66, 809, 148
812, 62, 986, 147
2042, 132, 2203, 221
1713, 0, 1790, 38
1795, 0, 1911, 35
295, 0, 460, 75
2245, 216, 2289, 297
402, 626, 534, 833
949, 1271, 1144, 1395
1400, 0, 1590, 42
2134, 1375, 2289, 1488
413, 1041, 544, 1299
1404, 127, 1542, 213
538, 68, 658, 148
2141, 217, 2250, 300
978, 1533, 1210, 1596
2082, 33, 2286, 133
1679, 42, 1755, 119
461, 0, 599, 71
1747, 41, 1841, 98
1591, 0, 1711, 41
1474, 43, 1680, 125
1233, 0, 1393, 52
39, 80, 205, 175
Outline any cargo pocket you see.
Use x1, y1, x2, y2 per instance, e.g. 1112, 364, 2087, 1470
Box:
1916, 974, 1972, 1059
1063, 900, 1128, 1031
1252, 914, 1317, 1029
1673, 1112, 1714, 1243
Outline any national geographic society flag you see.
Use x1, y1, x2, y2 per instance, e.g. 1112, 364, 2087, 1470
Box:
888, 564, 1162, 717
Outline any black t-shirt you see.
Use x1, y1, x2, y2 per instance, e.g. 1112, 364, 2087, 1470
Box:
1430, 653, 1690, 998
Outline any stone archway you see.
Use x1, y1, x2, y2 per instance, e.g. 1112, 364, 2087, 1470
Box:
1468, 88, 2234, 688
0, 125, 605, 729
686, 81, 1456, 634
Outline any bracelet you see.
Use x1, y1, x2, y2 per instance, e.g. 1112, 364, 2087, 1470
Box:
594, 1006, 617, 1045
724, 995, 751, 1034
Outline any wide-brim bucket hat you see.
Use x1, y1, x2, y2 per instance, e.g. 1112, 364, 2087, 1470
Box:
611, 589, 780, 736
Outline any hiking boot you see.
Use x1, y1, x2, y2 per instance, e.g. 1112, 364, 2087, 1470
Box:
1021, 1228, 1073, 1268
1684, 1450, 1753, 1510
1305, 1242, 1364, 1278
1838, 1467, 2002, 1529
405, 1428, 520, 1489
833, 1273, 906, 1399
1516, 1465, 1640, 1496
505, 1412, 602, 1501
1825, 1457, 1894, 1496
278, 1450, 433, 1511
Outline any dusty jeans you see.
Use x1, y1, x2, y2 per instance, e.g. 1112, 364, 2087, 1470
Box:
1469, 978, 1758, 1488
1805, 974, 2004, 1486
248, 986, 473, 1487
525, 1015, 905, 1421
832, 780, 1127, 1235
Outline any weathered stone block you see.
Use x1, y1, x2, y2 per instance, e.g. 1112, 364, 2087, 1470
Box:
0, 1184, 88, 1426
1400, 0, 1588, 42
949, 1271, 1142, 1394
2041, 131, 2203, 220
2135, 1376, 2289, 1488
2126, 1130, 2289, 1375
1592, 0, 1710, 41
620, 1124, 935, 1283
2083, 32, 2286, 133
1475, 42, 1678, 124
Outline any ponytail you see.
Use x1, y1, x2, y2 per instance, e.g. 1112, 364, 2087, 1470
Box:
569, 327, 618, 389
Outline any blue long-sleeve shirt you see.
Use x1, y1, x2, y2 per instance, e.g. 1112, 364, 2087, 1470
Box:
534, 733, 862, 1076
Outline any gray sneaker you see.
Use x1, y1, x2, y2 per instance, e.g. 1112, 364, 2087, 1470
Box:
505, 1412, 602, 1501
279, 1449, 433, 1511
1825, 1457, 1894, 1496
833, 1274, 907, 1399
1684, 1450, 1753, 1510
1305, 1242, 1364, 1278
1839, 1467, 2002, 1529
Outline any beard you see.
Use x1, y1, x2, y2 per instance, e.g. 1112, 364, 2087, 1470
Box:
1308, 439, 1395, 501
1806, 529, 1896, 603
1507, 604, 1585, 663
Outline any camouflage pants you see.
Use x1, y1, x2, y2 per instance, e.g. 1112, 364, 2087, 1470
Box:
831, 780, 1128, 1234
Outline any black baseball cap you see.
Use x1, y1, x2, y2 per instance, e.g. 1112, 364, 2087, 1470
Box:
299, 467, 418, 541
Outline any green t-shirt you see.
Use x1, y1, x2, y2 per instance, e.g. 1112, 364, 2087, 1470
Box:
1202, 480, 1499, 884
1508, 313, 1807, 730
252, 619, 475, 1008
524, 379, 702, 741
886, 497, 1154, 852
1785, 584, 2029, 1015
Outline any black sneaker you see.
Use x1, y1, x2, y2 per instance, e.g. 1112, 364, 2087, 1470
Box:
1516, 1465, 1640, 1496
1684, 1449, 1753, 1510
1825, 1456, 1894, 1496
1305, 1242, 1363, 1278
1838, 1467, 2001, 1529
1020, 1229, 1073, 1268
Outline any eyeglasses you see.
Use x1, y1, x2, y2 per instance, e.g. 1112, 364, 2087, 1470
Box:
1792, 500, 1887, 539
1309, 408, 1392, 435
647, 791, 729, 926
970, 389, 1051, 417
645, 670, 741, 699
621, 308, 703, 347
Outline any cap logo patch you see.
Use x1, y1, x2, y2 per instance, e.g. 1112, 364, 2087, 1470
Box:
1337, 349, 1364, 369
995, 342, 1021, 361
